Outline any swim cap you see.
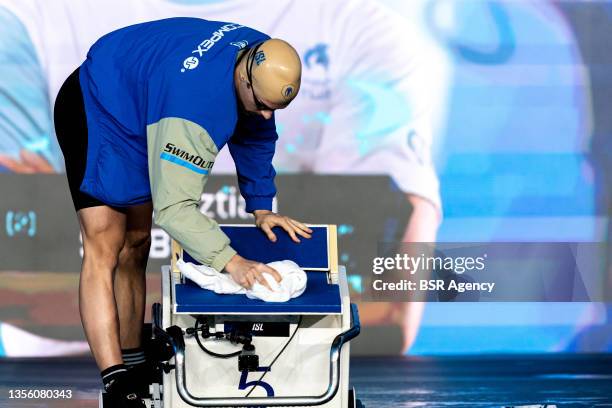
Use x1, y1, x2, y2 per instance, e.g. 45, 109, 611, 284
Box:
248, 39, 301, 107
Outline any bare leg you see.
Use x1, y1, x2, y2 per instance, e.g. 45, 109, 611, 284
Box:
78, 205, 126, 371
114, 202, 153, 350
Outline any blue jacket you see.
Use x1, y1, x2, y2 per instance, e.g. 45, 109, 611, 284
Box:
78, 17, 277, 212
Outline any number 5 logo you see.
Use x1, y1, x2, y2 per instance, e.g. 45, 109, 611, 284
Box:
238, 366, 274, 398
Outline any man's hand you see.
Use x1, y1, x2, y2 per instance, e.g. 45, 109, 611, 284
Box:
224, 254, 282, 290
253, 210, 313, 243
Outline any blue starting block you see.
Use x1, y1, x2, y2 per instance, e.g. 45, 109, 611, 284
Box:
175, 226, 341, 315
134, 224, 362, 408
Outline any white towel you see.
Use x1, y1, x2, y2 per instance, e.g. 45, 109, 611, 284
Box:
177, 258, 307, 302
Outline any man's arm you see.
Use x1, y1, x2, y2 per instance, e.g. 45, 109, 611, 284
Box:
147, 117, 236, 271
147, 116, 285, 289
402, 194, 441, 243
400, 193, 440, 353
228, 113, 313, 243
227, 113, 278, 213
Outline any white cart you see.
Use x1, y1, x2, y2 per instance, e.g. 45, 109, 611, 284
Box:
103, 224, 363, 408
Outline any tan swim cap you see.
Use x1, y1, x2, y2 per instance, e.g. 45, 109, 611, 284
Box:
248, 39, 301, 107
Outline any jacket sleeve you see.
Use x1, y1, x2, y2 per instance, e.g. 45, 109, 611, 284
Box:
147, 117, 236, 271
227, 113, 278, 213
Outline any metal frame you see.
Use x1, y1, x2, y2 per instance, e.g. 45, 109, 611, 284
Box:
152, 303, 360, 407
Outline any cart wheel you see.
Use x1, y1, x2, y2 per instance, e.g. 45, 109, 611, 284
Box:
348, 387, 365, 408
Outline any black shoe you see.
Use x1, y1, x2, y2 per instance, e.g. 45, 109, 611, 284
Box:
128, 337, 173, 396
104, 370, 146, 408
129, 361, 158, 398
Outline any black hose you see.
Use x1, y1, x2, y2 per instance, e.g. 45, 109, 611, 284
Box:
194, 318, 241, 359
